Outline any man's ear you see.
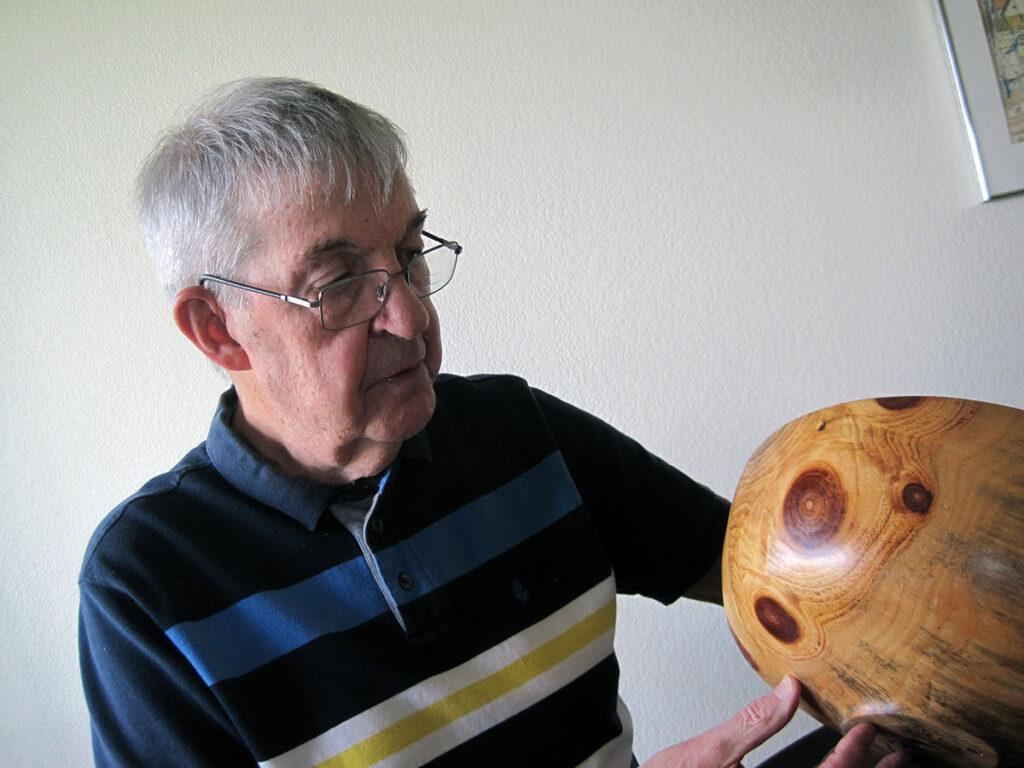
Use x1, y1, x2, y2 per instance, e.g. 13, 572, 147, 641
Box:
173, 287, 252, 371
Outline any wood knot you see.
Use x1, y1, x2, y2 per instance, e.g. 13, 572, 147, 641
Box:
902, 482, 933, 514
876, 396, 923, 410
784, 467, 845, 549
754, 596, 801, 644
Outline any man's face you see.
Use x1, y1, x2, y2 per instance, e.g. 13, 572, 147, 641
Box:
226, 171, 442, 474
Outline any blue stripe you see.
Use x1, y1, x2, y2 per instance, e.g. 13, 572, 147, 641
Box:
166, 452, 581, 685
380, 452, 583, 603
166, 558, 389, 685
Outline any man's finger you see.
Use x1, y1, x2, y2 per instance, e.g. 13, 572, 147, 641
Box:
875, 753, 909, 768
818, 722, 908, 768
818, 723, 875, 767
697, 676, 802, 765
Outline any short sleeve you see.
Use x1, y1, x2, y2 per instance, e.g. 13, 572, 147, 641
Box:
532, 388, 730, 604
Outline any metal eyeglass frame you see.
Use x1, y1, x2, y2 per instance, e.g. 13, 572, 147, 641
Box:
198, 231, 462, 330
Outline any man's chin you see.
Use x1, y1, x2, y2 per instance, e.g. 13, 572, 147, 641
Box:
363, 373, 436, 443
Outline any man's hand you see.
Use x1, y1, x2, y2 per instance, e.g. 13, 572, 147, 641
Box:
818, 722, 907, 768
640, 677, 908, 768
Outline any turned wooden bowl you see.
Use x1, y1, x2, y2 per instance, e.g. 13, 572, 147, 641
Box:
723, 397, 1024, 767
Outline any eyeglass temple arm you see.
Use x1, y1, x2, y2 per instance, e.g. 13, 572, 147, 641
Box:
197, 234, 460, 303
198, 274, 320, 308
423, 231, 463, 255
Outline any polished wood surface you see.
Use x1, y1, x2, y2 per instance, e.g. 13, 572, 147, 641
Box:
723, 397, 1024, 767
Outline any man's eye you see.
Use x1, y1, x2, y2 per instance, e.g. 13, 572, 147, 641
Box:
318, 271, 353, 290
400, 249, 424, 267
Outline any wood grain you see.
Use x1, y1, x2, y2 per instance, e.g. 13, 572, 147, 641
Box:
723, 397, 1024, 767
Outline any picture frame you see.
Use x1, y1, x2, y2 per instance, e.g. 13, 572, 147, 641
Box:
937, 0, 1024, 200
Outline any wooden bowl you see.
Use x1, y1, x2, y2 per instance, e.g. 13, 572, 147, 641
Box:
723, 397, 1024, 767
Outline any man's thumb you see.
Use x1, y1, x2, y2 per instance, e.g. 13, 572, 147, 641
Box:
705, 676, 802, 765
639, 677, 802, 768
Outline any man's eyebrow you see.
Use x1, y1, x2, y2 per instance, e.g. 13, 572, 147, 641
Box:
301, 238, 358, 266
300, 209, 429, 264
404, 209, 429, 237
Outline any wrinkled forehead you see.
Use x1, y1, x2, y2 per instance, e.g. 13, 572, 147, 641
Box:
244, 169, 420, 282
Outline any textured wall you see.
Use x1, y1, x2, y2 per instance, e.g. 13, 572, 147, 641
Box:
2, 2, 1022, 765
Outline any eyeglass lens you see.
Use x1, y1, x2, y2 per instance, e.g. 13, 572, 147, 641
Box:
319, 246, 458, 330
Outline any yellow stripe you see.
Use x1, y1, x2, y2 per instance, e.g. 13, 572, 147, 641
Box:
315, 599, 616, 768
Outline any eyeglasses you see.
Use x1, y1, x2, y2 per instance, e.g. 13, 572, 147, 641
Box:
199, 231, 462, 330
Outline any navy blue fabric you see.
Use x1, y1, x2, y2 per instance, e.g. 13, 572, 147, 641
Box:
204, 389, 431, 531
164, 451, 583, 686
79, 375, 729, 767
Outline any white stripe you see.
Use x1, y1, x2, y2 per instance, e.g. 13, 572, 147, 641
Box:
574, 696, 635, 768
262, 575, 617, 768
369, 624, 615, 768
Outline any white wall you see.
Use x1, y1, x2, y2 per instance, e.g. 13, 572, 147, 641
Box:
2, 2, 1022, 765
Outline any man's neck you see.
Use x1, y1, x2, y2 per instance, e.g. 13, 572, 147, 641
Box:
230, 401, 401, 486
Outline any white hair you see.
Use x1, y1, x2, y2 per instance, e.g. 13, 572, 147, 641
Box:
135, 77, 408, 304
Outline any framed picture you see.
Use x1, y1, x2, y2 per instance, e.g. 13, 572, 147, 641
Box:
937, 0, 1024, 200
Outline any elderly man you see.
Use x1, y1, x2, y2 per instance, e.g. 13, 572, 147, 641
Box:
79, 78, 903, 768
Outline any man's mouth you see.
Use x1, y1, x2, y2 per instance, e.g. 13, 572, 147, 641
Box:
372, 359, 424, 387
366, 338, 429, 389
384, 364, 419, 382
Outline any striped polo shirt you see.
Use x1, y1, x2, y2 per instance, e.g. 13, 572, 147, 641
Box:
79, 374, 728, 767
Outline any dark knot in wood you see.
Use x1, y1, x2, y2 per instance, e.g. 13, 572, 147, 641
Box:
784, 467, 846, 549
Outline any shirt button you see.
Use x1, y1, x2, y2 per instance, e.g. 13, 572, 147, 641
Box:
370, 517, 384, 534
397, 572, 414, 591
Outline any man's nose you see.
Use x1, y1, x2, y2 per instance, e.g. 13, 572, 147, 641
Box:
370, 270, 430, 339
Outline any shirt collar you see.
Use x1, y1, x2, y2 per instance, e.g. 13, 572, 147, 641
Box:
205, 388, 432, 530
